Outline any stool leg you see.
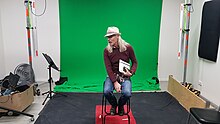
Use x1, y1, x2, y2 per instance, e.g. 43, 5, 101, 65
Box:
102, 95, 104, 124
128, 115, 130, 124
104, 115, 107, 124
102, 95, 104, 115
127, 98, 130, 124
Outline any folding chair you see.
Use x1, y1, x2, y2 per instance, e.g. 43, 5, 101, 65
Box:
187, 107, 220, 124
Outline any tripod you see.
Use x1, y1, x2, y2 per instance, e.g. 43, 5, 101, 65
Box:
42, 64, 55, 105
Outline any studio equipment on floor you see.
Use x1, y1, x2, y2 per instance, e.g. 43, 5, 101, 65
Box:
55, 76, 68, 85
0, 71, 34, 121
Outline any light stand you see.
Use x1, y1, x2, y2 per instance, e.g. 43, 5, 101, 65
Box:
182, 2, 192, 84
42, 53, 61, 105
178, 0, 192, 84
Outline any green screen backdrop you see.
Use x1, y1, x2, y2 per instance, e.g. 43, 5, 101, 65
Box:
54, 0, 163, 92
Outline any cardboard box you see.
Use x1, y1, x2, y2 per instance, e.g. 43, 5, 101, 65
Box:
168, 75, 206, 111
0, 85, 34, 112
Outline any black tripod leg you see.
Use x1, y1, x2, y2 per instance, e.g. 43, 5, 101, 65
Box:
42, 93, 50, 105
42, 91, 49, 95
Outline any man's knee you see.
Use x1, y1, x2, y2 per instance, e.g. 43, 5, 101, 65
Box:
104, 88, 111, 96
123, 90, 131, 98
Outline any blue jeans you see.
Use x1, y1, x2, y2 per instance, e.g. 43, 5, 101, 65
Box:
103, 77, 131, 107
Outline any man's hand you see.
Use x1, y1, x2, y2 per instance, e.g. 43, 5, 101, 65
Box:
114, 81, 121, 92
123, 68, 132, 77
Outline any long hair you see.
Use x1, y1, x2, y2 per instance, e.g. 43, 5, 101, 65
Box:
106, 36, 129, 53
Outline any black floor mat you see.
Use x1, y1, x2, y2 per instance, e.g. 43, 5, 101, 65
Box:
35, 92, 197, 124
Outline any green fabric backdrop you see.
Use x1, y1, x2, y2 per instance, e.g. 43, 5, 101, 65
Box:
54, 0, 163, 92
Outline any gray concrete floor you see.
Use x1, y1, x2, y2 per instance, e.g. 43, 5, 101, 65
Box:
0, 81, 168, 124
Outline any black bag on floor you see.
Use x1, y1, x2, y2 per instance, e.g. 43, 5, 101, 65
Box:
0, 72, 20, 95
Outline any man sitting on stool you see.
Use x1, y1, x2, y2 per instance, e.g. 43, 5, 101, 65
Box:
103, 26, 138, 116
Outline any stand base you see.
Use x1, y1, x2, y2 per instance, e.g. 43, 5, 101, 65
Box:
42, 91, 67, 105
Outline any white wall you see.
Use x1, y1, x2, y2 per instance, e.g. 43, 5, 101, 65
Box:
0, 0, 60, 81
33, 0, 60, 81
158, 0, 184, 82
0, 9, 6, 78
189, 0, 220, 105
159, 0, 220, 105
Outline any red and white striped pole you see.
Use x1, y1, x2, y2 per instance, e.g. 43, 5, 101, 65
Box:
183, 1, 192, 84
31, 0, 39, 57
24, 0, 33, 67
178, 3, 185, 59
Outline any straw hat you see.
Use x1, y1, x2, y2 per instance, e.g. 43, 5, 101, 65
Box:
104, 26, 121, 37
